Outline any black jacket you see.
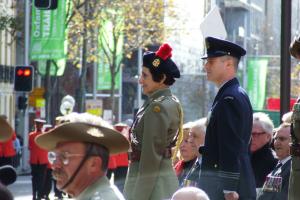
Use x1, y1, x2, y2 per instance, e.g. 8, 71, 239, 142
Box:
257, 158, 291, 200
251, 143, 278, 188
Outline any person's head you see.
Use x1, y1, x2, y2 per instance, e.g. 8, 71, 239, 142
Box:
172, 186, 210, 200
188, 118, 206, 155
273, 123, 291, 160
251, 112, 274, 152
282, 111, 292, 124
183, 121, 195, 137
140, 43, 180, 95
201, 37, 246, 87
35, 112, 129, 197
34, 118, 46, 131
179, 129, 197, 162
290, 34, 300, 59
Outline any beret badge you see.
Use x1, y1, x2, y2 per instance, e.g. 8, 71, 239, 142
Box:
152, 59, 160, 67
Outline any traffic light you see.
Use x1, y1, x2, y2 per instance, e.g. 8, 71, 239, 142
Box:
17, 96, 28, 110
34, 0, 58, 10
14, 66, 34, 92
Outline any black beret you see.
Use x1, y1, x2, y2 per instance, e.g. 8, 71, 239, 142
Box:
201, 37, 246, 59
143, 43, 180, 78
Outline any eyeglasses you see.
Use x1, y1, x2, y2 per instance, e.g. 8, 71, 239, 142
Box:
48, 151, 85, 165
251, 131, 266, 137
274, 136, 290, 142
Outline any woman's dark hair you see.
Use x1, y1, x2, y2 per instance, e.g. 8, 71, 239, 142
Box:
149, 67, 176, 86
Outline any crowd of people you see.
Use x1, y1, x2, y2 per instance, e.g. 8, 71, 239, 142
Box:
0, 35, 300, 200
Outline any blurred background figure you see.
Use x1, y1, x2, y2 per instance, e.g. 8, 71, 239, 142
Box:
258, 122, 291, 200
28, 118, 48, 200
251, 112, 278, 191
189, 118, 206, 156
174, 121, 197, 187
0, 115, 17, 167
12, 134, 22, 169
172, 121, 194, 166
281, 111, 292, 124
184, 118, 206, 186
171, 186, 210, 200
174, 118, 206, 187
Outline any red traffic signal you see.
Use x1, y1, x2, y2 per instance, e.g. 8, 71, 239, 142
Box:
16, 68, 32, 76
14, 66, 34, 92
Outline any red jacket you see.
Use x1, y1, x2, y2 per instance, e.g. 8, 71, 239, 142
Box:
28, 130, 49, 164
115, 153, 129, 167
0, 132, 16, 157
108, 155, 117, 169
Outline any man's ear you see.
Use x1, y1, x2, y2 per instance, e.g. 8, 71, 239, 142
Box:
88, 156, 102, 173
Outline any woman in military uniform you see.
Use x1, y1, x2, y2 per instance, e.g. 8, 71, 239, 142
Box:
124, 43, 182, 200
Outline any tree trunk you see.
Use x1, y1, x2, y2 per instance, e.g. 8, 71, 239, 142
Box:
77, 3, 89, 112
110, 76, 116, 123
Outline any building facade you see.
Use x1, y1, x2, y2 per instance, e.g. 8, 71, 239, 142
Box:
0, 0, 17, 126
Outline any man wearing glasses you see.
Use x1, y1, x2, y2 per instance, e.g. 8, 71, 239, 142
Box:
35, 112, 129, 200
257, 123, 291, 199
250, 112, 278, 191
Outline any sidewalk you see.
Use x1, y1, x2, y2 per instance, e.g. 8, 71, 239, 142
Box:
7, 174, 72, 200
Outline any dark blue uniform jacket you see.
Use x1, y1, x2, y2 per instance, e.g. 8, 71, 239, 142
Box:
199, 78, 256, 200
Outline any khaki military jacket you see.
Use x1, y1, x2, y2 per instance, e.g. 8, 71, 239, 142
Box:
288, 157, 300, 200
77, 176, 125, 200
124, 88, 180, 200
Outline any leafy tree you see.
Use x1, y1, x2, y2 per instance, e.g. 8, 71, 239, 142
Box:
66, 0, 176, 120
0, 2, 23, 44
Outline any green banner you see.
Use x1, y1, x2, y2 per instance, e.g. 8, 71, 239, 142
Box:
37, 59, 66, 76
97, 19, 123, 90
30, 0, 67, 61
247, 58, 268, 109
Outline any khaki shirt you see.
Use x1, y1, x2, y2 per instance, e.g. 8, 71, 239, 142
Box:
77, 177, 125, 200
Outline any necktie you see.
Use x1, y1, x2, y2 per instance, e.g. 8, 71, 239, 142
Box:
272, 162, 282, 175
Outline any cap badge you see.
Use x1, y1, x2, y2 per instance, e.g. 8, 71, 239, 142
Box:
152, 59, 160, 67
153, 105, 161, 113
87, 127, 104, 137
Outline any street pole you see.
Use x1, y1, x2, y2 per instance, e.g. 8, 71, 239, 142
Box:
137, 47, 142, 108
21, 0, 31, 172
280, 0, 291, 119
